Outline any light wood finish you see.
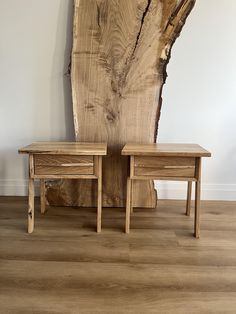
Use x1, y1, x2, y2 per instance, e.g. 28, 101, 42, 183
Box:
195, 158, 202, 238
134, 156, 196, 178
35, 165, 94, 176
29, 154, 34, 178
34, 154, 94, 166
40, 179, 46, 214
122, 143, 211, 157
19, 142, 107, 233
123, 144, 211, 237
97, 156, 102, 233
134, 156, 196, 167
28, 155, 34, 233
130, 181, 134, 214
131, 175, 197, 182
126, 177, 132, 234
32, 174, 98, 180
28, 178, 34, 233
130, 156, 134, 213
186, 181, 192, 216
19, 142, 107, 155
1, 197, 236, 314
46, 0, 196, 210
134, 168, 196, 178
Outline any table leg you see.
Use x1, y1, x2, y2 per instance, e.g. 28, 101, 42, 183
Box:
130, 181, 133, 213
40, 179, 46, 214
130, 156, 134, 214
97, 156, 102, 233
194, 158, 202, 238
28, 177, 34, 233
186, 181, 192, 216
194, 180, 201, 238
126, 177, 132, 233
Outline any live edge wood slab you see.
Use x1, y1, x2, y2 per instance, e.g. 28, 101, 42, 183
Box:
46, 0, 196, 210
19, 142, 107, 233
122, 143, 211, 238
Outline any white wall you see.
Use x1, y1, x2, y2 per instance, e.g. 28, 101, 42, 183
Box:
0, 0, 74, 195
158, 0, 236, 200
0, 0, 235, 200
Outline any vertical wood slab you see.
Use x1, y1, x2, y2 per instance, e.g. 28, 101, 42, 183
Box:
46, 0, 195, 207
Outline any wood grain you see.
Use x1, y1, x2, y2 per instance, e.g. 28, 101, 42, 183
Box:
194, 157, 201, 238
35, 165, 94, 176
126, 177, 132, 233
19, 142, 107, 155
46, 0, 196, 208
28, 155, 34, 233
134, 156, 196, 166
28, 178, 34, 233
34, 154, 94, 166
134, 156, 196, 177
186, 181, 192, 216
135, 166, 195, 177
123, 143, 211, 157
40, 179, 46, 214
19, 143, 106, 231
97, 156, 102, 233
125, 146, 210, 236
1, 197, 236, 313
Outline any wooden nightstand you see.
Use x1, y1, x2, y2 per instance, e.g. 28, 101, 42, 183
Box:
19, 142, 107, 233
122, 143, 211, 238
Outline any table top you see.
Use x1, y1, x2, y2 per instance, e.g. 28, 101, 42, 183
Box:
19, 142, 107, 156
122, 143, 211, 157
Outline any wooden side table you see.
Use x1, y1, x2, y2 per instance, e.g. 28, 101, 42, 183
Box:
19, 142, 107, 233
122, 143, 211, 238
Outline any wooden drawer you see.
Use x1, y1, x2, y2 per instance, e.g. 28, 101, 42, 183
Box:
34, 155, 94, 175
134, 156, 196, 178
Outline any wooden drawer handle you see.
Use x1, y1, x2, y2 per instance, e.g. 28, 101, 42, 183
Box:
163, 166, 195, 169
60, 163, 94, 167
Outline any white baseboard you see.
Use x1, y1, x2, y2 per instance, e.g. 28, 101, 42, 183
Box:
0, 179, 235, 201
0, 180, 40, 196
155, 181, 236, 201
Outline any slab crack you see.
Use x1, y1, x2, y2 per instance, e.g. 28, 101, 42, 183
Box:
116, 0, 152, 95
131, 0, 152, 59
97, 2, 101, 28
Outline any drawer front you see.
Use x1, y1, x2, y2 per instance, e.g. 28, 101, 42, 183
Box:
134, 156, 196, 178
34, 155, 94, 175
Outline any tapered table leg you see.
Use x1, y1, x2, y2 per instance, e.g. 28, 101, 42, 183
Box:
40, 179, 46, 214
130, 182, 133, 213
194, 158, 202, 238
186, 181, 192, 216
28, 177, 34, 233
126, 177, 132, 233
194, 180, 201, 238
97, 156, 102, 233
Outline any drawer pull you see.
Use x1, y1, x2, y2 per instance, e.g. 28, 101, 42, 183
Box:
60, 163, 94, 167
164, 166, 195, 169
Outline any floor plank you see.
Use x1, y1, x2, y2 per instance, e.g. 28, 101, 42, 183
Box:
1, 197, 236, 313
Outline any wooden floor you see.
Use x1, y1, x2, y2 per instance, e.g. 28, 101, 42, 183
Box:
1, 197, 236, 314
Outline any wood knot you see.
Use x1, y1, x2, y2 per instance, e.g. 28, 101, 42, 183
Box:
105, 110, 117, 123
85, 104, 95, 112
